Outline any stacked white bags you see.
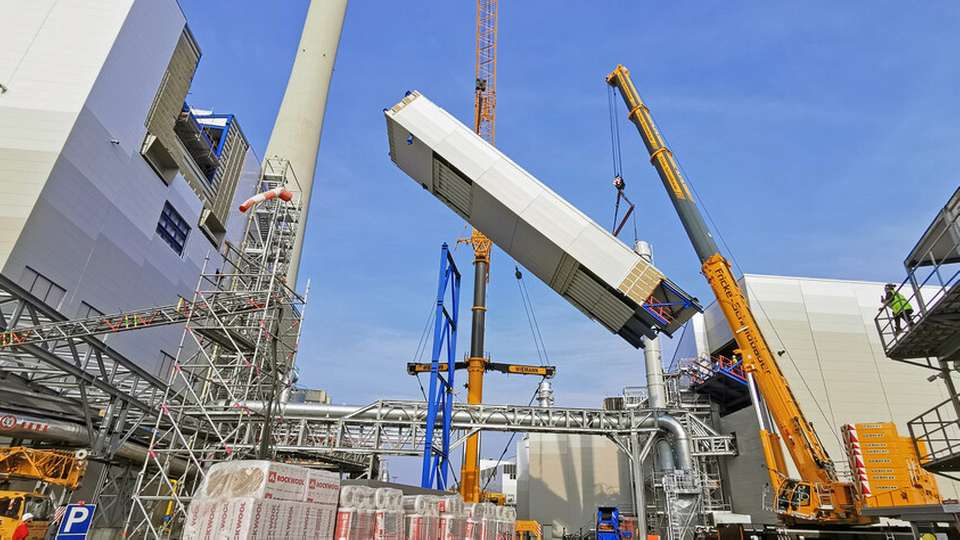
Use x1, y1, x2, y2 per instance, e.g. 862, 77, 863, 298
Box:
476, 503, 501, 540
183, 460, 340, 540
402, 495, 440, 540
437, 495, 465, 540
493, 506, 516, 540
373, 488, 404, 540
463, 503, 486, 540
335, 485, 376, 539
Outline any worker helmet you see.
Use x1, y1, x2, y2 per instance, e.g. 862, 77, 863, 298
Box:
21, 513, 33, 522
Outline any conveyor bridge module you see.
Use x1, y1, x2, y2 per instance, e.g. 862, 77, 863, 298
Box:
385, 92, 701, 347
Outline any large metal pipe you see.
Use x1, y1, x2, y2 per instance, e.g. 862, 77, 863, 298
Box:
654, 413, 692, 471
264, 0, 348, 287
636, 240, 679, 473
0, 409, 187, 474
635, 241, 666, 409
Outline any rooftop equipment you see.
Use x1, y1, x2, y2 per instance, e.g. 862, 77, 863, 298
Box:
384, 91, 701, 347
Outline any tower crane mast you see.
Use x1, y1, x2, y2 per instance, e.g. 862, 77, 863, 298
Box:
460, 0, 498, 504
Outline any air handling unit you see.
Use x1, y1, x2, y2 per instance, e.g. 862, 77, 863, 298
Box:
385, 91, 701, 347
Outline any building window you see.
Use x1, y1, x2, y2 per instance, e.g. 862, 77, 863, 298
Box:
156, 201, 190, 255
21, 267, 66, 309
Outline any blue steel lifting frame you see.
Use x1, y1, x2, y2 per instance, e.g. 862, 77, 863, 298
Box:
642, 280, 695, 327
420, 243, 461, 490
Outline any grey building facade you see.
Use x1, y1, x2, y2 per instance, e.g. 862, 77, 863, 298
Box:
516, 433, 634, 536
0, 0, 259, 379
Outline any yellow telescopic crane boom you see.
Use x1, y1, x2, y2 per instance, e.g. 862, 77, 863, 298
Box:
606, 64, 868, 525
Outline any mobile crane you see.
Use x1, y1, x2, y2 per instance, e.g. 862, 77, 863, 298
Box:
606, 64, 940, 525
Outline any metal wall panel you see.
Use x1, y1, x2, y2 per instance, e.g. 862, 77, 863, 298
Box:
385, 92, 701, 346
699, 274, 960, 520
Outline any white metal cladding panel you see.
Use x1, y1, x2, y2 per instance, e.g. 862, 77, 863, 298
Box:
386, 92, 638, 287
508, 219, 563, 283
0, 1, 133, 113
476, 160, 542, 218
704, 274, 960, 501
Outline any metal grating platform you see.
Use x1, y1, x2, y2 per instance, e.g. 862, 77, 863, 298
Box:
908, 396, 960, 476
876, 187, 960, 364
683, 356, 751, 415
883, 280, 960, 361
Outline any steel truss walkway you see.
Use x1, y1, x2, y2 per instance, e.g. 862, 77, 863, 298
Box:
246, 399, 738, 458
0, 272, 168, 458
0, 290, 276, 350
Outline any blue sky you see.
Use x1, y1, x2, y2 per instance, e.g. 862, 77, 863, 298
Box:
180, 1, 960, 482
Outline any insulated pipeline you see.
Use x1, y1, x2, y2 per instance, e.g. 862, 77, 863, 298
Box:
229, 400, 694, 471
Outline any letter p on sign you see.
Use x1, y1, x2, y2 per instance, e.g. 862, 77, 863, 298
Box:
57, 504, 96, 539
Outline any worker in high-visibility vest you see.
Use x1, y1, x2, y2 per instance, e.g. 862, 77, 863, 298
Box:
883, 283, 914, 333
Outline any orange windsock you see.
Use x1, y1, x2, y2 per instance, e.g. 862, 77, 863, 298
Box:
239, 187, 294, 213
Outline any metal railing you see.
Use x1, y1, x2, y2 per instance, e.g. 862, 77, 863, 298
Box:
677, 355, 748, 387
907, 395, 960, 471
875, 197, 960, 361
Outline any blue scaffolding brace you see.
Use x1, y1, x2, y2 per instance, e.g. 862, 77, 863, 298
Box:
420, 243, 461, 490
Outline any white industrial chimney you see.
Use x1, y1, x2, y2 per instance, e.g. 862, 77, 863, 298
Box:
265, 0, 348, 287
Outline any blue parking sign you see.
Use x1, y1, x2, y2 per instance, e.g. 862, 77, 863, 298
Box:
56, 504, 96, 539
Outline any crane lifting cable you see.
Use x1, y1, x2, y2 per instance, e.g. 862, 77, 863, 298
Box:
514, 266, 549, 366
607, 85, 637, 242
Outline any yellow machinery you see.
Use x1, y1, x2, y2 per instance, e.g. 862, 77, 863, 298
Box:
515, 519, 543, 540
0, 447, 86, 538
606, 64, 941, 525
0, 447, 86, 489
480, 491, 506, 506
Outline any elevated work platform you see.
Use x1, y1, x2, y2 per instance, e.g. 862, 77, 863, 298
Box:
876, 188, 960, 477
876, 188, 960, 364
385, 91, 701, 347
684, 355, 750, 416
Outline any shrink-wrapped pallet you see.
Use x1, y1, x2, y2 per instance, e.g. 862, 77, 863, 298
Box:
336, 486, 376, 540
463, 503, 485, 540
438, 514, 465, 540
335, 508, 375, 540
374, 488, 404, 540
184, 459, 339, 540
436, 494, 465, 540
184, 498, 330, 540
315, 503, 338, 538
437, 495, 463, 515
477, 503, 498, 540
339, 485, 376, 508
306, 469, 342, 505
183, 498, 217, 540
403, 495, 440, 540
197, 460, 309, 501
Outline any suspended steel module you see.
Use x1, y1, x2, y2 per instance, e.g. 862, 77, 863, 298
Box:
385, 91, 701, 347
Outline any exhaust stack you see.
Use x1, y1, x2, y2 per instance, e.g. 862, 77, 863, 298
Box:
264, 0, 348, 286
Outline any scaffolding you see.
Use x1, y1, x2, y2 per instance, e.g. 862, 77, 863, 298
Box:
123, 159, 314, 538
